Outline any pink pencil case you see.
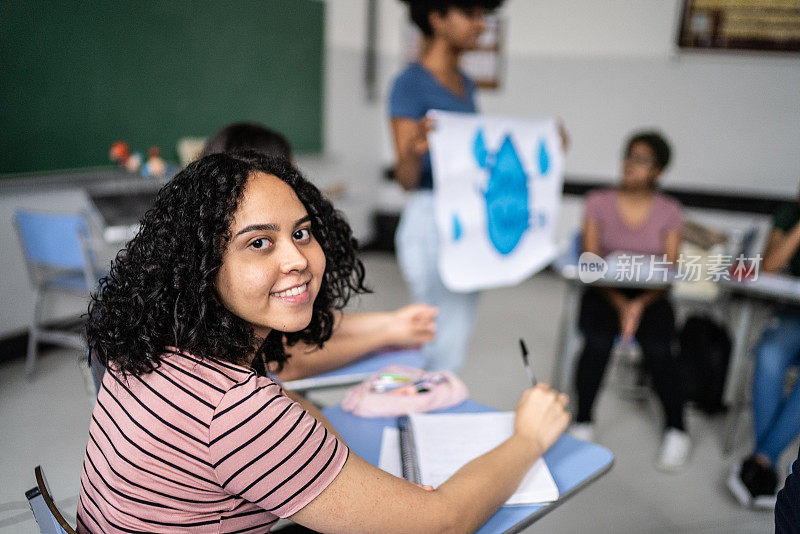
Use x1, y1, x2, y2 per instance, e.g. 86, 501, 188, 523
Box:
341, 365, 468, 418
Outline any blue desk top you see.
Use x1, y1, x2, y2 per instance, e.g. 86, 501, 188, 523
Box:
323, 400, 614, 534
282, 350, 426, 390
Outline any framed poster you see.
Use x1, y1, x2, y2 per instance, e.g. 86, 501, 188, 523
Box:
678, 0, 800, 52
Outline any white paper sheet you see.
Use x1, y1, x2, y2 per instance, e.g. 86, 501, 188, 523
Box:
408, 412, 559, 505
428, 111, 564, 292
378, 426, 403, 479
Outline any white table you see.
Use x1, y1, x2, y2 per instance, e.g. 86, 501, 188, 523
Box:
85, 178, 167, 243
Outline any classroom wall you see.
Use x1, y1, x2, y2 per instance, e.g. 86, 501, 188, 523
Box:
324, 0, 800, 197
2, 1, 798, 340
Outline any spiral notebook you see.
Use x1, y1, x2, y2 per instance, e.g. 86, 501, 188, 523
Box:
382, 411, 559, 505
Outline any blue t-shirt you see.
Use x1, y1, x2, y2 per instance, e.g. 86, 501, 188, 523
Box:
389, 62, 477, 190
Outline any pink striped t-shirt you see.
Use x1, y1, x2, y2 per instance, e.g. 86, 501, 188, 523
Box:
583, 188, 683, 258
76, 350, 348, 533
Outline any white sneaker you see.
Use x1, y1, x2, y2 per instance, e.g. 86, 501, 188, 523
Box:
657, 428, 691, 472
568, 422, 595, 442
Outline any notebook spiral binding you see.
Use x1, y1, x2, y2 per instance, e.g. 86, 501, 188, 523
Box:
397, 416, 421, 484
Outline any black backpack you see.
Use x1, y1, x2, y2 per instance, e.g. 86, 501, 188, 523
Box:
678, 315, 732, 415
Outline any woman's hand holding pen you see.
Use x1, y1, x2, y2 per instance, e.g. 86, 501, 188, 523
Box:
512, 384, 571, 458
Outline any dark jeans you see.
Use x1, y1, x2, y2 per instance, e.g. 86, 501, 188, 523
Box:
575, 288, 686, 430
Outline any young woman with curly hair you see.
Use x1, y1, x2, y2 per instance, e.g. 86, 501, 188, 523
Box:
77, 152, 569, 533
200, 121, 439, 382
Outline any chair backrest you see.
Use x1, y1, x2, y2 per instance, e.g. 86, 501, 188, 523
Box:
25, 466, 77, 534
14, 210, 90, 271
14, 209, 99, 290
89, 353, 106, 395
729, 225, 759, 260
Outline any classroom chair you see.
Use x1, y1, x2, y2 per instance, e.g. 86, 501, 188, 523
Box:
609, 339, 651, 401
25, 465, 77, 534
553, 229, 675, 408
89, 351, 106, 395
14, 209, 102, 375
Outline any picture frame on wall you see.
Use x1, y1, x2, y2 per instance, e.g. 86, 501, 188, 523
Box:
677, 0, 800, 52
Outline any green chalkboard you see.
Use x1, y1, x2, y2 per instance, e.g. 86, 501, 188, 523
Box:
0, 1, 324, 175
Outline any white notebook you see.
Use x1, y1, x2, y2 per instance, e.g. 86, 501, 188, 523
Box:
381, 411, 559, 505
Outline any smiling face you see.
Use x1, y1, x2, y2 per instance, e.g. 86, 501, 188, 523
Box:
621, 141, 662, 190
430, 6, 487, 51
215, 172, 325, 339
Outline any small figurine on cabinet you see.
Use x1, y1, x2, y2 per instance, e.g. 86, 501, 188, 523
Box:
109, 141, 142, 173
141, 146, 166, 178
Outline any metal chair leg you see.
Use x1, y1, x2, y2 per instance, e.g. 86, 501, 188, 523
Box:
723, 358, 752, 455
723, 400, 745, 455
25, 288, 43, 376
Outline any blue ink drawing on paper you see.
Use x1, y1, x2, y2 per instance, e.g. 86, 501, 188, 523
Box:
538, 138, 550, 175
452, 213, 463, 241
473, 129, 530, 255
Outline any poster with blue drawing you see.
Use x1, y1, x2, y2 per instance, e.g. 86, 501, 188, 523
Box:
428, 110, 564, 292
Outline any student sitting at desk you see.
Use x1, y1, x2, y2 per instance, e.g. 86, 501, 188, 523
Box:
76, 152, 570, 533
570, 131, 691, 471
728, 192, 800, 509
202, 122, 438, 381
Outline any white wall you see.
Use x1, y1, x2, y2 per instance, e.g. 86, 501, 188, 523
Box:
323, 0, 800, 196
2, 1, 798, 338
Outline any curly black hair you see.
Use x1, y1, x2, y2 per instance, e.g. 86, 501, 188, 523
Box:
624, 130, 672, 171
87, 152, 367, 376
400, 0, 504, 37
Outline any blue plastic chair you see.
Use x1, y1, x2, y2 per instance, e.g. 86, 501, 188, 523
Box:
14, 210, 102, 375
25, 466, 77, 534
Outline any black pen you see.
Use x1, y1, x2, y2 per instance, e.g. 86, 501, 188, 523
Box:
519, 338, 537, 387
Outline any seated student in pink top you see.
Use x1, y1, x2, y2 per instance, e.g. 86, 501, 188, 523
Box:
569, 131, 691, 472
77, 152, 570, 533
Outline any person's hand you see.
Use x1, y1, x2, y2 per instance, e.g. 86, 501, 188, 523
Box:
557, 121, 570, 153
405, 117, 434, 159
513, 383, 570, 455
619, 298, 645, 342
385, 303, 437, 348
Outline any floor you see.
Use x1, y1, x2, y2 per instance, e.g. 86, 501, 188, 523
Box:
0, 251, 783, 533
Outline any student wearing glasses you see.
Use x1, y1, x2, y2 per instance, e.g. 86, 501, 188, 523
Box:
569, 131, 691, 472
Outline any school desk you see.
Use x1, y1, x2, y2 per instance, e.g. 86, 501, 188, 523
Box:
85, 177, 166, 243
719, 273, 800, 452
323, 400, 614, 534
281, 349, 426, 392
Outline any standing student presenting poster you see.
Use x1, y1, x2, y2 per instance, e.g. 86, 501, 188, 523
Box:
389, 0, 503, 372
389, 0, 566, 372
